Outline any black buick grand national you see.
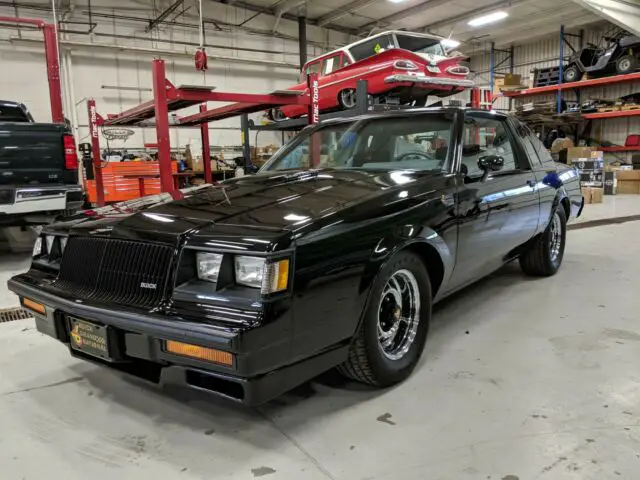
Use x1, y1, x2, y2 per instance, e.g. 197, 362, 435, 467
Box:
9, 108, 583, 405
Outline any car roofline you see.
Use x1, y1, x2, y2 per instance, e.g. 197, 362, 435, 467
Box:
303, 30, 445, 68
301, 107, 509, 128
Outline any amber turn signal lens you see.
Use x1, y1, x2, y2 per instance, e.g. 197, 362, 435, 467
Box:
165, 340, 233, 366
22, 297, 46, 315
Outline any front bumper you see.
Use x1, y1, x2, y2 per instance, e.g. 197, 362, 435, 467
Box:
9, 277, 348, 405
385, 74, 475, 88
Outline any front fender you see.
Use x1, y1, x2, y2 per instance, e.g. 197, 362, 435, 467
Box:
357, 226, 455, 317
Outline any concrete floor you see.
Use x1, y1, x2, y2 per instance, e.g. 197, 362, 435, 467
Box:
1, 197, 640, 480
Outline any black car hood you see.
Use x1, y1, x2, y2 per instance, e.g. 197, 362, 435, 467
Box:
53, 169, 436, 244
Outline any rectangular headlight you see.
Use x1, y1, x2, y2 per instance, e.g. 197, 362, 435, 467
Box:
32, 236, 42, 257
234, 256, 265, 289
234, 256, 290, 294
197, 252, 223, 283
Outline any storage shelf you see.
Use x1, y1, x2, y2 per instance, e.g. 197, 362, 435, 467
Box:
502, 72, 640, 98
582, 109, 640, 120
601, 145, 640, 152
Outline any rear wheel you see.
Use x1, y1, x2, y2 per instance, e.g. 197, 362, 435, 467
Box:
338, 251, 432, 386
338, 89, 357, 110
564, 64, 582, 82
268, 108, 286, 122
520, 207, 567, 276
616, 55, 637, 75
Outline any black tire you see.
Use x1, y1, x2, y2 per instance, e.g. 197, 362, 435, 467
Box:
268, 108, 286, 122
338, 89, 357, 110
520, 206, 567, 276
564, 64, 582, 82
616, 54, 637, 75
338, 251, 432, 387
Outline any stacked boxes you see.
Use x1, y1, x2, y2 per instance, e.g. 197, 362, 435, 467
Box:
568, 148, 606, 203
616, 171, 640, 194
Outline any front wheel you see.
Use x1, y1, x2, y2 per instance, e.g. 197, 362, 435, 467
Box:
338, 89, 357, 110
564, 64, 582, 82
520, 206, 567, 276
338, 251, 432, 387
616, 54, 638, 75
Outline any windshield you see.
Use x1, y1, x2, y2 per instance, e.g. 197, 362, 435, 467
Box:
396, 34, 446, 57
261, 114, 453, 173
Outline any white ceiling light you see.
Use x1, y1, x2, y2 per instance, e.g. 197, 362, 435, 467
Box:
467, 11, 509, 27
441, 38, 461, 48
388, 0, 407, 3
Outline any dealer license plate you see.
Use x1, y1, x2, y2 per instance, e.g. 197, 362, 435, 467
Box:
426, 65, 441, 73
69, 317, 111, 360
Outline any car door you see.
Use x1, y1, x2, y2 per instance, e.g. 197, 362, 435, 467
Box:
447, 111, 540, 290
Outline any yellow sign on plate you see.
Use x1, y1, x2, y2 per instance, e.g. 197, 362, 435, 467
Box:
69, 318, 111, 359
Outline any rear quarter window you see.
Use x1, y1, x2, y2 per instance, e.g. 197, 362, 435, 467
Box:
0, 105, 29, 122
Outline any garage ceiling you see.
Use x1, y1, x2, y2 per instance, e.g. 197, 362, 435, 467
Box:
227, 0, 606, 47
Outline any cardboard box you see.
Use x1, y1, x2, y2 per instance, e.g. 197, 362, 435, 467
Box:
616, 170, 640, 194
567, 147, 594, 163
551, 137, 574, 153
503, 73, 522, 86
582, 187, 604, 203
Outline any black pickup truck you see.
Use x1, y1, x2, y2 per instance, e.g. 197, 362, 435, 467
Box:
0, 100, 83, 226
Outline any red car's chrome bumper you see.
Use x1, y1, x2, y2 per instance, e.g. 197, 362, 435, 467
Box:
385, 74, 475, 88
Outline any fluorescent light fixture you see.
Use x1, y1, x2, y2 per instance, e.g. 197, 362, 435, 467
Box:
467, 11, 508, 27
440, 38, 461, 49
388, 0, 407, 3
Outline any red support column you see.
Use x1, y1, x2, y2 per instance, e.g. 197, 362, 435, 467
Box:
152, 59, 174, 193
306, 73, 320, 167
199, 103, 212, 184
87, 99, 105, 207
42, 24, 64, 124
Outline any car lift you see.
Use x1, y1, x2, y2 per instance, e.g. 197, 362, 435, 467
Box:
87, 58, 318, 206
0, 16, 64, 123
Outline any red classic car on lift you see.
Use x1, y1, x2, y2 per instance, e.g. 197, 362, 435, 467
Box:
269, 31, 474, 120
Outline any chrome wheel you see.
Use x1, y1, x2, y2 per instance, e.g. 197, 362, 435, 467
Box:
339, 89, 357, 109
549, 212, 563, 263
377, 269, 421, 361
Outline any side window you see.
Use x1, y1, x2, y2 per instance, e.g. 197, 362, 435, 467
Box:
322, 55, 341, 75
340, 55, 351, 69
462, 114, 518, 177
528, 131, 555, 164
303, 62, 321, 80
514, 121, 542, 166
348, 34, 395, 62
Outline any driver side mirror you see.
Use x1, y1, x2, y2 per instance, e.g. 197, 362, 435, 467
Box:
478, 155, 504, 172
477, 155, 504, 181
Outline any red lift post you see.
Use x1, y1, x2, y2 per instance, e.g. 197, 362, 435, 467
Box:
100, 58, 316, 197
199, 104, 212, 184
86, 98, 106, 207
0, 16, 64, 123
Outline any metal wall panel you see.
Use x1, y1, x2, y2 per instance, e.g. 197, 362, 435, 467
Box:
469, 26, 640, 157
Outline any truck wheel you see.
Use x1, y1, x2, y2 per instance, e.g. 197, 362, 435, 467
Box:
338, 89, 357, 110
338, 251, 432, 387
520, 207, 567, 277
564, 65, 582, 82
616, 55, 637, 75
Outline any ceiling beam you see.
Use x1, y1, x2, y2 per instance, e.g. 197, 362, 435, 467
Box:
356, 0, 451, 34
568, 0, 640, 36
146, 0, 186, 32
420, 0, 533, 33
272, 0, 308, 32
314, 0, 380, 27
210, 0, 358, 35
